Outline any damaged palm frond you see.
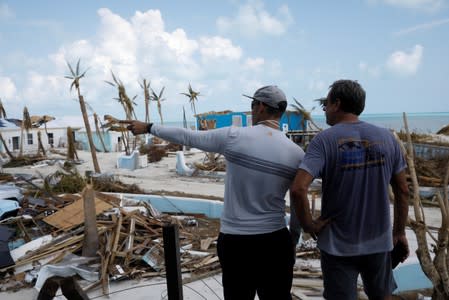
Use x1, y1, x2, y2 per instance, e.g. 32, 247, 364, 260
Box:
181, 83, 201, 116
314, 97, 327, 107
43, 168, 87, 194
194, 153, 225, 172
3, 155, 46, 168
65, 59, 89, 92
151, 86, 166, 125
290, 97, 322, 131
106, 71, 138, 154
29, 115, 55, 128
103, 114, 129, 133
106, 71, 137, 120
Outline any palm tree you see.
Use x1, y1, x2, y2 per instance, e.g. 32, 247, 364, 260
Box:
19, 106, 32, 157
106, 71, 138, 154
65, 59, 101, 173
0, 98, 13, 159
105, 71, 137, 120
139, 79, 151, 124
151, 86, 166, 125
181, 84, 201, 116
290, 97, 322, 131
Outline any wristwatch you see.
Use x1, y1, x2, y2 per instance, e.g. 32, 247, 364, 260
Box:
147, 123, 153, 134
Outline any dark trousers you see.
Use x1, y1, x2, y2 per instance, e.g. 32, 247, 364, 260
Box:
321, 250, 397, 300
217, 228, 294, 300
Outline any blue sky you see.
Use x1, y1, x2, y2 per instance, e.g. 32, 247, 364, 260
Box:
0, 0, 448, 125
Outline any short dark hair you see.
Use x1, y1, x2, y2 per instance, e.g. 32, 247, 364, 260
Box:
262, 101, 287, 116
328, 80, 365, 115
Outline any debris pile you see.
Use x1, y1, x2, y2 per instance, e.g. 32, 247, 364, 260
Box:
0, 183, 222, 295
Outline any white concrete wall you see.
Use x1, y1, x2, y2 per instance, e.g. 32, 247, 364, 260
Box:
0, 127, 68, 155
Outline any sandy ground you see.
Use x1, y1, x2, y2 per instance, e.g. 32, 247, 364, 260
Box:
1, 148, 443, 299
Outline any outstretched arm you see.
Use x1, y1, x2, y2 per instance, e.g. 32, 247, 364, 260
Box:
122, 120, 228, 154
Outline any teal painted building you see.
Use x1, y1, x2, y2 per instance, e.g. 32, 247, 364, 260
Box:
195, 110, 306, 132
75, 131, 113, 152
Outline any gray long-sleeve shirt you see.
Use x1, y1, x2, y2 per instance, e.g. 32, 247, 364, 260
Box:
151, 124, 304, 235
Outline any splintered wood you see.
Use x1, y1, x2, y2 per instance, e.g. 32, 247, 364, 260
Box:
0, 191, 221, 295
42, 194, 113, 231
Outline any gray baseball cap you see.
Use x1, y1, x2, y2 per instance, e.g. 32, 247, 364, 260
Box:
243, 85, 287, 109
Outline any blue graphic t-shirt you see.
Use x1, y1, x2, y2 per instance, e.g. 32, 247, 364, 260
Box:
299, 121, 406, 256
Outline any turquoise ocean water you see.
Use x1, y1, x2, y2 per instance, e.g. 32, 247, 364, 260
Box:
165, 112, 449, 134
313, 112, 449, 133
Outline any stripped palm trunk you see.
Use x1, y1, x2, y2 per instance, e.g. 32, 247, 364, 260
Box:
140, 79, 151, 124
149, 86, 166, 126
37, 131, 46, 156
157, 99, 164, 125
80, 95, 100, 172
0, 132, 14, 159
403, 112, 449, 299
94, 113, 107, 152
19, 107, 32, 157
67, 127, 78, 160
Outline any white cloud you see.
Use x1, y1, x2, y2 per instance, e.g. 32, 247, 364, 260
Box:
0, 76, 17, 99
359, 61, 381, 77
393, 18, 449, 36
244, 57, 265, 70
0, 3, 14, 20
308, 79, 326, 92
22, 71, 67, 106
217, 0, 293, 37
3, 7, 286, 122
43, 8, 205, 120
386, 45, 423, 75
199, 36, 242, 61
383, 0, 445, 12
269, 60, 282, 77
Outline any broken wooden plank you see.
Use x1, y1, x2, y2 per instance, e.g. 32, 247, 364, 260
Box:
82, 185, 100, 257
200, 237, 214, 251
43, 193, 113, 231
